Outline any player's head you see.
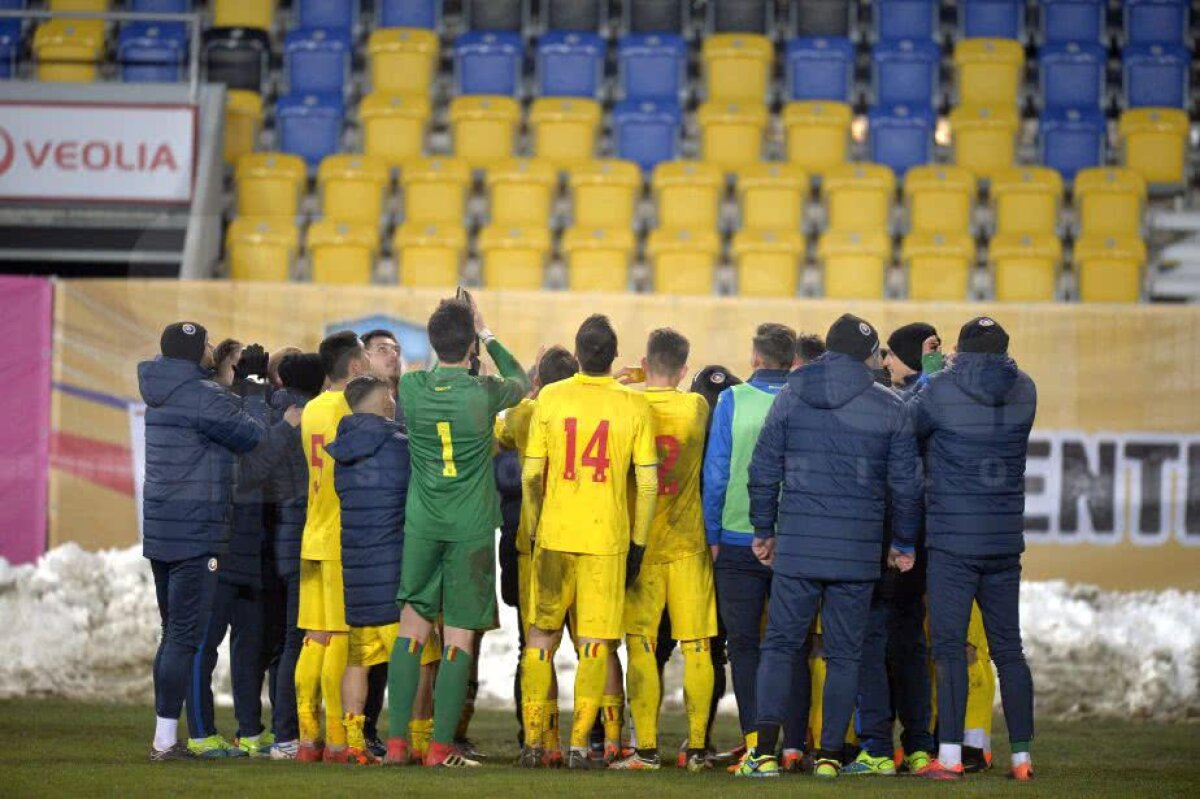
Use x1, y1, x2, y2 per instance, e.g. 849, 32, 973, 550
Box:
345, 374, 396, 419
535, 345, 578, 393
319, 330, 369, 384
427, 298, 477, 364
213, 338, 243, 387
278, 352, 326, 396
826, 313, 882, 369
362, 328, 402, 381
268, 346, 302, 388
644, 327, 690, 387
885, 322, 939, 387
795, 333, 826, 366
690, 365, 742, 411
159, 321, 213, 369
751, 323, 797, 371
574, 314, 618, 376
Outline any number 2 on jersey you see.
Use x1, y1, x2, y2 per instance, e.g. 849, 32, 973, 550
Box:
563, 418, 610, 482
436, 421, 458, 477
656, 435, 680, 496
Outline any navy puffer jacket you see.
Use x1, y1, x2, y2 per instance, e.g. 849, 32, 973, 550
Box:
909, 352, 1037, 557
266, 387, 314, 579
326, 413, 410, 627
748, 353, 922, 582
138, 357, 266, 563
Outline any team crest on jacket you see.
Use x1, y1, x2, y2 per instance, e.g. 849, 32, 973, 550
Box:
207, 557, 218, 572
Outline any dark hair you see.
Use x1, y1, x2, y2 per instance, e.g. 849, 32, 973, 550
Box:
213, 338, 242, 368
796, 333, 826, 365
279, 352, 326, 396
537, 346, 578, 387
646, 327, 689, 376
753, 323, 797, 370
361, 329, 398, 349
319, 330, 365, 380
427, 299, 476, 363
574, 314, 618, 375
345, 374, 391, 411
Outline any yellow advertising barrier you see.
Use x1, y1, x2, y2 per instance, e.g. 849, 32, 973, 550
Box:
51, 280, 1200, 589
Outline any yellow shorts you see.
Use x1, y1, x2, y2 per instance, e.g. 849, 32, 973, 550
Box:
624, 550, 717, 641
298, 559, 348, 633
349, 623, 399, 667
529, 548, 624, 641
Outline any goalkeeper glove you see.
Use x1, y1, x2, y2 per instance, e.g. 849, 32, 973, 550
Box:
235, 344, 269, 382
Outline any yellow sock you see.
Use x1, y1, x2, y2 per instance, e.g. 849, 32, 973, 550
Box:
745, 731, 758, 750
344, 712, 366, 752
542, 700, 560, 752
295, 638, 326, 744
809, 655, 826, 748
570, 642, 609, 749
626, 635, 660, 751
322, 633, 349, 748
409, 717, 433, 758
601, 693, 624, 746
682, 639, 715, 751
520, 648, 554, 748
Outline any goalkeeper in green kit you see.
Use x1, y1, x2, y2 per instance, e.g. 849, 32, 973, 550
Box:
385, 293, 530, 768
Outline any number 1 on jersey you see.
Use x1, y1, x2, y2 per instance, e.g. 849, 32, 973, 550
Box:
436, 421, 458, 477
563, 417, 611, 482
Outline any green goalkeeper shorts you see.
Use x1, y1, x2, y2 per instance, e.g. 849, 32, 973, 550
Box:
397, 533, 497, 631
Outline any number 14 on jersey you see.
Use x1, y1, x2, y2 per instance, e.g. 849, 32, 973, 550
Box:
562, 418, 610, 482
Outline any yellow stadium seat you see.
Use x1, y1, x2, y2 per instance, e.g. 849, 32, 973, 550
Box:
950, 105, 1019, 182
400, 156, 471, 224
226, 217, 298, 282
223, 90, 262, 168
486, 158, 559, 227
360, 93, 430, 169
307, 219, 380, 285
697, 102, 769, 173
478, 225, 552, 290
318, 155, 391, 225
34, 20, 104, 83
449, 96, 521, 169
569, 160, 642, 229
214, 0, 275, 31
652, 161, 724, 230
1074, 234, 1146, 303
703, 33, 774, 103
562, 227, 636, 292
903, 165, 976, 235
529, 98, 603, 169
990, 232, 1062, 302
731, 229, 805, 297
1073, 167, 1146, 238
954, 39, 1025, 107
817, 230, 891, 299
646, 228, 722, 295
1118, 108, 1189, 188
823, 163, 897, 233
901, 231, 976, 301
368, 28, 439, 95
738, 163, 809, 232
393, 222, 467, 288
991, 167, 1064, 236
49, 0, 108, 10
783, 102, 853, 178
235, 153, 308, 219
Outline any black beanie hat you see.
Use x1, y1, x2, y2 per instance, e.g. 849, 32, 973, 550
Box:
958, 316, 1010, 354
887, 322, 939, 372
690, 365, 743, 411
160, 321, 207, 363
826, 314, 880, 362
279, 353, 326, 396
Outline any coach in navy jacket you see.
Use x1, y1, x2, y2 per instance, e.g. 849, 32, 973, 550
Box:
746, 314, 921, 771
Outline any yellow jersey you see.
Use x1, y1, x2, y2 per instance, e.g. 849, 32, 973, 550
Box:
497, 398, 537, 553
642, 388, 709, 564
527, 374, 658, 556
300, 389, 351, 561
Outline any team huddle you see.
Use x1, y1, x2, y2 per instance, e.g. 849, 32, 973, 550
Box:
139, 293, 1038, 782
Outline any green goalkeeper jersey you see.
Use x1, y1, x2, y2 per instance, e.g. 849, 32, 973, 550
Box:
399, 338, 529, 541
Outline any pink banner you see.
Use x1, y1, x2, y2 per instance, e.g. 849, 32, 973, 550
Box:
0, 276, 51, 564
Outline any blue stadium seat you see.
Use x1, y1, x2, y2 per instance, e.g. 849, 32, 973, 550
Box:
874, 0, 939, 42
537, 31, 605, 99
1123, 43, 1190, 108
872, 38, 940, 109
959, 0, 1025, 40
276, 93, 345, 169
119, 22, 188, 83
0, 0, 24, 7
868, 104, 935, 176
1039, 42, 1106, 112
284, 28, 351, 97
0, 20, 19, 80
612, 99, 683, 172
377, 0, 440, 29
129, 0, 191, 11
786, 37, 855, 102
1039, 107, 1105, 183
455, 31, 523, 96
1124, 0, 1189, 46
618, 33, 687, 102
1040, 0, 1105, 45
296, 0, 357, 33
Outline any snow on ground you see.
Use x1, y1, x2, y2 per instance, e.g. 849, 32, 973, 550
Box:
1, 545, 1197, 722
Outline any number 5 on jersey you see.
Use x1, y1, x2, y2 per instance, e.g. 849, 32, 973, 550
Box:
563, 418, 610, 482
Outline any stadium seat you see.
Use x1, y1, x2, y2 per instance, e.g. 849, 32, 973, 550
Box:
34, 20, 104, 83
874, 0, 939, 42
872, 38, 940, 109
737, 163, 810, 232
562, 227, 637, 292
119, 22, 188, 83
731, 229, 805, 297
307, 219, 380, 285
546, 0, 606, 32
867, 105, 935, 177
903, 165, 976, 235
1073, 167, 1146, 237
569, 159, 643, 229
448, 95, 521, 169
285, 28, 352, 97
478, 225, 552, 290
455, 31, 524, 97
48, 0, 108, 10
318, 155, 391, 225
537, 31, 605, 99
617, 33, 688, 102
275, 93, 345, 170
360, 93, 431, 169
990, 232, 1062, 301
697, 102, 769, 172
816, 230, 892, 299
646, 228, 722, 295
296, 0, 357, 32
529, 98, 603, 168
213, 0, 275, 32
991, 167, 1064, 235
369, 28, 439, 95
709, 0, 771, 33
612, 99, 683, 173
783, 101, 853, 177
204, 27, 271, 94
486, 158, 559, 227
1123, 0, 1189, 46
0, 21, 17, 80
702, 33, 774, 103
1118, 107, 1189, 187
223, 90, 263, 167
954, 39, 1025, 107
378, 0, 440, 30
626, 0, 687, 34
652, 161, 724, 230
226, 217, 299, 282
958, 0, 1024, 40
465, 0, 524, 32
1040, 0, 1105, 46
1122, 44, 1190, 109
1074, 234, 1146, 302
130, 0, 191, 11
235, 153, 308, 218
400, 157, 471, 224
786, 37, 855, 102
1039, 107, 1105, 184
1039, 42, 1105, 112
393, 222, 467, 287
791, 0, 853, 37
901, 230, 976, 300
950, 104, 1019, 182
823, 163, 897, 233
